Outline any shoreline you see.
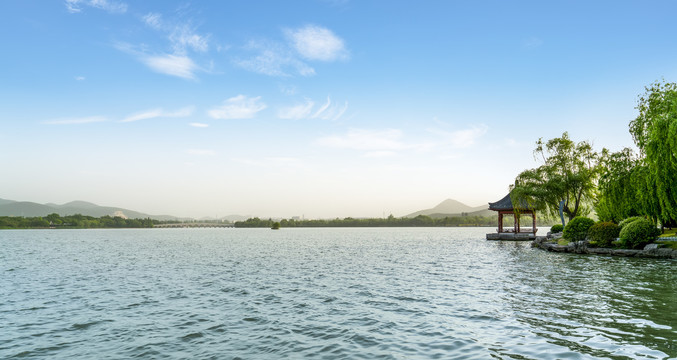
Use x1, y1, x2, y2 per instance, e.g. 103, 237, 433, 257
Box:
531, 237, 677, 259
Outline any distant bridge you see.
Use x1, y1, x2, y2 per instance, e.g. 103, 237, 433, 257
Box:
154, 223, 234, 228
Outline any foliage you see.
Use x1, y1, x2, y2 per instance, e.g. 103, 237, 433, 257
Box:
234, 214, 560, 228
596, 148, 643, 223
271, 222, 281, 230
619, 218, 659, 249
550, 224, 564, 233
655, 240, 677, 250
562, 216, 595, 242
629, 81, 677, 225
587, 222, 620, 248
511, 132, 600, 222
618, 216, 644, 230
0, 214, 157, 229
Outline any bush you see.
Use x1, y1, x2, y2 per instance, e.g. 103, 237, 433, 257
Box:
550, 224, 564, 233
587, 221, 620, 248
563, 216, 595, 242
619, 218, 659, 249
618, 216, 644, 230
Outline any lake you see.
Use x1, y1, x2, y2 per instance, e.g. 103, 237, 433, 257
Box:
1, 228, 675, 359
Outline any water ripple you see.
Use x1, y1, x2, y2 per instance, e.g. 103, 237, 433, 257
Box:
1, 228, 675, 359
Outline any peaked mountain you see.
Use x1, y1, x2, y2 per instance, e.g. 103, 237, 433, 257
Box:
0, 198, 179, 221
406, 199, 490, 218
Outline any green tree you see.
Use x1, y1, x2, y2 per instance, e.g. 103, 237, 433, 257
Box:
596, 148, 642, 222
511, 132, 599, 222
629, 81, 677, 225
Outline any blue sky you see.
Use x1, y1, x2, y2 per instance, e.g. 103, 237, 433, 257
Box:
1, 1, 676, 218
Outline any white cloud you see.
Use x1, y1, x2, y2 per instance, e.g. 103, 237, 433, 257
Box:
316, 128, 405, 151
208, 95, 267, 119
141, 53, 198, 79
277, 96, 348, 121
142, 12, 162, 29
278, 99, 315, 119
285, 25, 348, 61
428, 124, 488, 148
65, 0, 127, 14
187, 149, 215, 156
189, 122, 209, 128
169, 24, 209, 54
234, 40, 315, 77
75, 76, 86, 81
313, 98, 348, 121
121, 106, 193, 122
312, 97, 331, 118
43, 116, 107, 125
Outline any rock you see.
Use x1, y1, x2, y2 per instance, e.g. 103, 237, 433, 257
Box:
643, 243, 660, 250
611, 249, 640, 257
588, 248, 612, 255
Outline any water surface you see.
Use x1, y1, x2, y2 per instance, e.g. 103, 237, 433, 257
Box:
1, 228, 675, 359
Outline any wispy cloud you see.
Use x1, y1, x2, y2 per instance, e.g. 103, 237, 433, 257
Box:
234, 40, 315, 77
141, 12, 209, 55
115, 42, 201, 80
65, 0, 127, 14
427, 124, 488, 148
121, 106, 193, 122
285, 25, 348, 61
141, 53, 199, 79
277, 96, 348, 120
43, 116, 107, 125
75, 76, 86, 81
142, 12, 163, 30
189, 122, 209, 128
278, 99, 315, 119
208, 95, 267, 119
235, 25, 347, 77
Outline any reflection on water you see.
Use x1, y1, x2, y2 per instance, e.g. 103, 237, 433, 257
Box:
0, 228, 675, 359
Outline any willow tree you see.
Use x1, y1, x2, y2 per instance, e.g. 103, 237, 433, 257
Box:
511, 132, 599, 223
596, 148, 642, 223
629, 81, 677, 225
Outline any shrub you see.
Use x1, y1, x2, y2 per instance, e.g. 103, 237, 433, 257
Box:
618, 216, 644, 230
587, 221, 620, 248
550, 224, 564, 233
619, 218, 658, 249
563, 216, 595, 242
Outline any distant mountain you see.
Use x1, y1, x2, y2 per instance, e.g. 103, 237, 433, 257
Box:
0, 198, 179, 221
0, 198, 16, 206
405, 199, 491, 218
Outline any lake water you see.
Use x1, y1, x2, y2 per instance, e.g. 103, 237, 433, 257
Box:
1, 228, 675, 359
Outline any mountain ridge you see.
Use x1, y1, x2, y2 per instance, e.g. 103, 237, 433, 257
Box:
0, 198, 180, 221
405, 198, 490, 218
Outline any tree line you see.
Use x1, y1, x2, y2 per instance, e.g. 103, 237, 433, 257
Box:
234, 214, 555, 228
0, 213, 157, 229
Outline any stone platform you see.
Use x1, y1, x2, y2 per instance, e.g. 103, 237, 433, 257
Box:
486, 232, 543, 241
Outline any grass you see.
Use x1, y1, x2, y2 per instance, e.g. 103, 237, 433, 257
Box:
655, 240, 677, 250
659, 228, 677, 237
557, 238, 570, 246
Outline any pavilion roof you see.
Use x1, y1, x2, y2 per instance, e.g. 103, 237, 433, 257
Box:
488, 192, 536, 211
